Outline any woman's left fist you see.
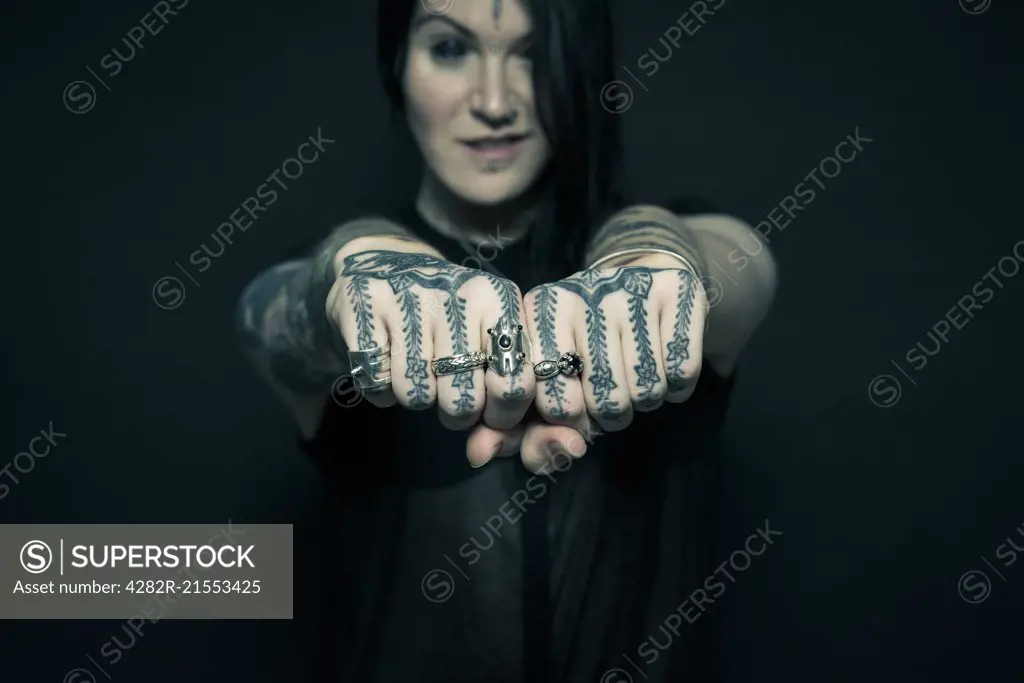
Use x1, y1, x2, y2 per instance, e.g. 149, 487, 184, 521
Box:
518, 263, 708, 451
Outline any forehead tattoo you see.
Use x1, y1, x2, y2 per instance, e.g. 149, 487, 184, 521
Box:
493, 0, 501, 28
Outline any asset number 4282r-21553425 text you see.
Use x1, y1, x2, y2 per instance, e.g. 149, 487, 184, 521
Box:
125, 579, 261, 594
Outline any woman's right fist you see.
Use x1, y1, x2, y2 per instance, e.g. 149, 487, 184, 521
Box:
328, 239, 536, 432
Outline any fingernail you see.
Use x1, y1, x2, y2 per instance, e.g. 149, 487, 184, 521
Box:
471, 442, 502, 468
566, 436, 587, 457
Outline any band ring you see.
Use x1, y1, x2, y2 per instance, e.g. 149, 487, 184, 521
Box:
349, 343, 392, 390
431, 351, 489, 376
533, 351, 583, 380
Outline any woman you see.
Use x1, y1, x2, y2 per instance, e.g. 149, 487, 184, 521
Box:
235, 0, 776, 680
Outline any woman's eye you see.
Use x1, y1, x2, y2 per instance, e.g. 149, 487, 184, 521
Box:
430, 38, 469, 61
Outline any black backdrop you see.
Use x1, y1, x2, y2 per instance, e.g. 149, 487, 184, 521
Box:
3, 0, 1022, 680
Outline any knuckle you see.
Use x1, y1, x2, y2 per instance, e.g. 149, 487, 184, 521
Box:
522, 287, 539, 308
690, 277, 710, 307
438, 373, 485, 417
537, 383, 587, 421
593, 395, 632, 430
597, 411, 632, 432
434, 393, 477, 419
438, 400, 481, 425
606, 387, 633, 411
395, 380, 436, 410
491, 380, 530, 405
631, 382, 667, 409
666, 358, 702, 391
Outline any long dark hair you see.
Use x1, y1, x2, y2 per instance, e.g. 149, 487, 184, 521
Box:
377, 0, 623, 280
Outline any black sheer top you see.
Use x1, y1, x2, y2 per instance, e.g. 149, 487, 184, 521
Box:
298, 199, 734, 683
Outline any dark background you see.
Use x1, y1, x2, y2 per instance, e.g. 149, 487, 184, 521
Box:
3, 0, 1022, 680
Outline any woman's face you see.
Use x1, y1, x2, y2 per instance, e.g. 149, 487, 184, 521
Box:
403, 0, 550, 206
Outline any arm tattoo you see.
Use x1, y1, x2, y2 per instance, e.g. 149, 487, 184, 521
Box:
339, 250, 500, 415
236, 260, 344, 395
235, 219, 415, 396
584, 206, 708, 282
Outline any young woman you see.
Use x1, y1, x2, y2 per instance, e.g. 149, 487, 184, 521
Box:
236, 0, 776, 680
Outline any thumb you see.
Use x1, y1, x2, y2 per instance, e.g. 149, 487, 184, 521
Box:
520, 423, 588, 474
466, 422, 525, 468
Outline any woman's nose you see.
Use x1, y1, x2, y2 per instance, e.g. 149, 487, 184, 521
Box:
470, 56, 518, 128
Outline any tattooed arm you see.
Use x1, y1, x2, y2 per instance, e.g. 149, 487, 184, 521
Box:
584, 205, 776, 376
234, 218, 427, 439
584, 204, 709, 283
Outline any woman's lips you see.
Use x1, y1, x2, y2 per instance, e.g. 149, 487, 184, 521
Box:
461, 135, 529, 162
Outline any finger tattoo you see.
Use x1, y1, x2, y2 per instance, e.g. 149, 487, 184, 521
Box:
532, 284, 569, 419
554, 269, 624, 418
443, 291, 476, 416
664, 272, 697, 392
397, 286, 432, 407
341, 250, 479, 408
620, 269, 661, 408
345, 275, 376, 350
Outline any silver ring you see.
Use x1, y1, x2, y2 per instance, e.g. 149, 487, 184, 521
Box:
486, 315, 531, 376
533, 351, 583, 380
348, 344, 391, 390
431, 351, 489, 376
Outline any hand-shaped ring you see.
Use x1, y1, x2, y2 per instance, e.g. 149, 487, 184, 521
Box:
486, 315, 531, 376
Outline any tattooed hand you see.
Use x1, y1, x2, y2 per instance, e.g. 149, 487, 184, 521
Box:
466, 262, 708, 472
330, 244, 536, 436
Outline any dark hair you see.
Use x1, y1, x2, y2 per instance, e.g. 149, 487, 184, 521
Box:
377, 0, 623, 280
